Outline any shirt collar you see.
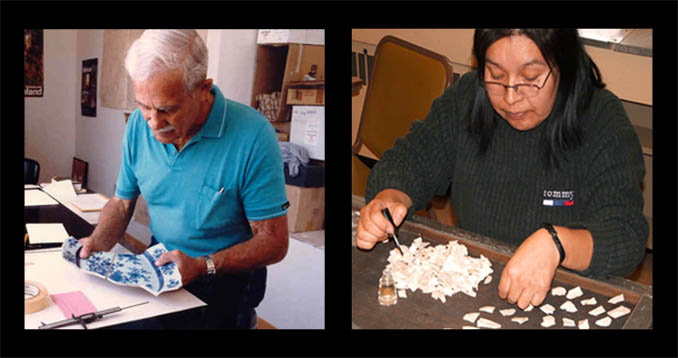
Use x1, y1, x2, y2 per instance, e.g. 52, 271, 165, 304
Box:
198, 84, 227, 139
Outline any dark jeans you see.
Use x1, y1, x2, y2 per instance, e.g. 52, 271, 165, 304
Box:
107, 236, 266, 329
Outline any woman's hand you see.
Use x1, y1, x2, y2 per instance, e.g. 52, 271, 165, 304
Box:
497, 228, 561, 309
355, 189, 413, 251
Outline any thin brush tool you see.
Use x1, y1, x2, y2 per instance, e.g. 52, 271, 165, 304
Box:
381, 208, 404, 255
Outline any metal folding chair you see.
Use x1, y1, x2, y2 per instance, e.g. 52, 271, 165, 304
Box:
352, 35, 455, 197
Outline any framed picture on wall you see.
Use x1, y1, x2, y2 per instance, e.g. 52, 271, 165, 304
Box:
24, 29, 44, 97
81, 58, 98, 117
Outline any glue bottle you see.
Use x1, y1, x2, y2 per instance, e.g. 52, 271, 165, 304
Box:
378, 268, 397, 306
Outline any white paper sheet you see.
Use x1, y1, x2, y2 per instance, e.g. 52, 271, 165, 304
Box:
24, 246, 206, 329
42, 179, 78, 201
25, 190, 59, 206
37, 180, 102, 225
25, 223, 70, 244
69, 194, 109, 212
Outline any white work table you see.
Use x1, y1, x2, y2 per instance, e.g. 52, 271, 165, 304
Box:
24, 244, 206, 329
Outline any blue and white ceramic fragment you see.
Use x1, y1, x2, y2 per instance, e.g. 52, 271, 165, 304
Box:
61, 237, 182, 296
62, 237, 81, 265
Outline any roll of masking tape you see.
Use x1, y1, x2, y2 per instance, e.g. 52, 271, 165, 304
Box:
25, 281, 49, 314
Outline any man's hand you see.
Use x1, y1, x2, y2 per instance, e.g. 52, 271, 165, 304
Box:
155, 250, 205, 286
78, 196, 137, 259
497, 228, 560, 309
78, 236, 114, 259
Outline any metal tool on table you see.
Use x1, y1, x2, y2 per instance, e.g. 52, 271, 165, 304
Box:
38, 301, 149, 329
381, 208, 404, 255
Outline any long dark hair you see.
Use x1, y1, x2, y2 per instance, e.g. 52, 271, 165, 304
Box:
468, 29, 606, 169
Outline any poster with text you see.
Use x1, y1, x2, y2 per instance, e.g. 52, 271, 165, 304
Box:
24, 29, 44, 97
81, 58, 98, 117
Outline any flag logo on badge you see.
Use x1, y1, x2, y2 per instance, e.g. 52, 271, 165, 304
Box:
543, 190, 574, 207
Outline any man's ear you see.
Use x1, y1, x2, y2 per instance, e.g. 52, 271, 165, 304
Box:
201, 78, 213, 92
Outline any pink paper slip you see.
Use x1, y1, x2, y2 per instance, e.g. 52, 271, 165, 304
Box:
50, 291, 97, 318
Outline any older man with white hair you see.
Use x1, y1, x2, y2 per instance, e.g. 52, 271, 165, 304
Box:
78, 30, 289, 329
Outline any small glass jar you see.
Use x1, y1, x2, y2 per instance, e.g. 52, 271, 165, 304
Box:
378, 268, 398, 306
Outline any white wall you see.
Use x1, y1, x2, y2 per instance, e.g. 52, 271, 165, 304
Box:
25, 30, 261, 197
207, 29, 258, 105
24, 30, 78, 184
75, 30, 127, 196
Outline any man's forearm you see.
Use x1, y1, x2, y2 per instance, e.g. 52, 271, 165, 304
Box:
89, 196, 137, 251
208, 215, 288, 275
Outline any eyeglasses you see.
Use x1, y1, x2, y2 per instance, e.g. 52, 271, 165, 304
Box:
483, 69, 552, 98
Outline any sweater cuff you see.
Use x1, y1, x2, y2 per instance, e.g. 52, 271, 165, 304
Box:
566, 220, 646, 278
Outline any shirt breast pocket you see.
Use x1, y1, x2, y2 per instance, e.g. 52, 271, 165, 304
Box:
195, 184, 242, 231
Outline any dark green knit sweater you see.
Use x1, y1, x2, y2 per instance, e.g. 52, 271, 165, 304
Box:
366, 71, 648, 278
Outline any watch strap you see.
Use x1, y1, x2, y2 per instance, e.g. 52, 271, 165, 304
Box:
203, 255, 216, 281
542, 223, 565, 264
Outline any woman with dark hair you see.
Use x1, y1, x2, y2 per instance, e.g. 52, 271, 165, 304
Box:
356, 29, 648, 310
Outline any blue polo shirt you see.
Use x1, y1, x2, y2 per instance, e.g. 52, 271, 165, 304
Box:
115, 85, 288, 258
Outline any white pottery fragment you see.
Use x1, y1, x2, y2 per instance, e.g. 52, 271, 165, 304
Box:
383, 236, 493, 302
578, 319, 590, 329
580, 297, 597, 306
523, 304, 534, 312
607, 305, 631, 319
462, 325, 480, 329
566, 286, 584, 300
539, 304, 555, 315
432, 290, 447, 303
484, 275, 492, 284
511, 316, 529, 325
608, 293, 624, 304
477, 317, 501, 329
541, 315, 556, 328
595, 316, 612, 327
560, 300, 578, 313
397, 289, 407, 298
499, 308, 516, 317
463, 312, 480, 324
479, 306, 495, 314
551, 286, 566, 296
562, 317, 576, 327
588, 305, 606, 316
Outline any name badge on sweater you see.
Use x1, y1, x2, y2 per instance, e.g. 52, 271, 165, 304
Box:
543, 190, 574, 207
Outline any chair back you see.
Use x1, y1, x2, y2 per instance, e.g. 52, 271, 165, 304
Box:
72, 157, 89, 189
24, 158, 40, 184
352, 35, 455, 157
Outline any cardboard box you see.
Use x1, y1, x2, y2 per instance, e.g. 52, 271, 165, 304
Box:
271, 121, 290, 142
257, 30, 324, 45
290, 106, 324, 160
250, 43, 324, 122
282, 44, 324, 84
285, 185, 324, 233
286, 87, 325, 105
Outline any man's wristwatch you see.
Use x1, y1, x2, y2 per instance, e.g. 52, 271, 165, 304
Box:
203, 255, 216, 281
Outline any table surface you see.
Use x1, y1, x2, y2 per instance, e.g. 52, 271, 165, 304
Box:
351, 196, 652, 329
24, 194, 94, 242
24, 247, 205, 329
353, 231, 634, 329
24, 189, 205, 329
